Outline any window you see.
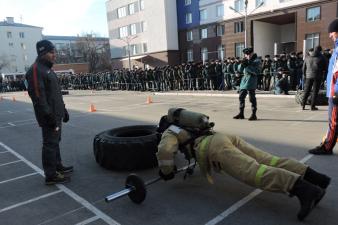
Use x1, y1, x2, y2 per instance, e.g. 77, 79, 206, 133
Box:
131, 44, 137, 55
185, 0, 191, 6
305, 33, 320, 50
187, 49, 193, 62
19, 32, 25, 38
186, 30, 193, 41
129, 4, 135, 15
234, 21, 244, 33
235, 43, 244, 58
256, 0, 264, 7
119, 26, 128, 38
117, 7, 127, 18
200, 28, 208, 39
200, 9, 207, 21
217, 45, 225, 60
216, 5, 224, 17
216, 25, 224, 36
141, 21, 147, 32
9, 42, 14, 47
201, 47, 208, 61
130, 24, 137, 35
185, 13, 192, 24
143, 43, 148, 53
23, 55, 28, 61
307, 7, 320, 22
21, 43, 26, 50
122, 46, 128, 56
7, 32, 12, 38
139, 0, 144, 10
235, 0, 244, 12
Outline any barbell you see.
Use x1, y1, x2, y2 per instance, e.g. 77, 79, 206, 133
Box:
105, 163, 195, 204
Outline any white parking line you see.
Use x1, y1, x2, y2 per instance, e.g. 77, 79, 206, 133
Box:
0, 172, 38, 184
0, 190, 62, 213
0, 142, 120, 225
74, 216, 100, 225
204, 154, 313, 225
0, 160, 22, 167
0, 151, 9, 153
7, 123, 16, 127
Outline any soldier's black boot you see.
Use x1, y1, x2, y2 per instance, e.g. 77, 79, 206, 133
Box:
290, 178, 324, 221
308, 144, 333, 155
233, 110, 244, 119
248, 114, 257, 121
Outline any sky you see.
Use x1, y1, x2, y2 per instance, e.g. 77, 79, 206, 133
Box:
0, 0, 109, 37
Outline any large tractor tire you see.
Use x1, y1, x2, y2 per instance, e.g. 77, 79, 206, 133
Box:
93, 125, 159, 171
295, 90, 328, 106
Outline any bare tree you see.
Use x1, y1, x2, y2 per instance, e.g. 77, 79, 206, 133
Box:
75, 33, 111, 73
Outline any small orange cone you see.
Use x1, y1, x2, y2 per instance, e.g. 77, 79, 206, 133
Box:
89, 103, 97, 112
12, 96, 16, 102
146, 96, 153, 104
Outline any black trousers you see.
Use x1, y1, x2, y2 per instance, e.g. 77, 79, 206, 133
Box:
302, 78, 321, 108
239, 89, 257, 114
42, 125, 62, 178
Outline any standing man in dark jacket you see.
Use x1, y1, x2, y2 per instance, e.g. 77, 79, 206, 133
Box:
301, 47, 327, 110
26, 40, 73, 185
233, 47, 260, 121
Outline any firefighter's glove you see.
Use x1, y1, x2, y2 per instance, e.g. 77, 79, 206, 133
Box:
63, 108, 69, 123
159, 170, 175, 181
44, 113, 57, 129
333, 93, 338, 105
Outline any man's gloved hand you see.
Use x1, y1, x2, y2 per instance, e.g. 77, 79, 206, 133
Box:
159, 170, 175, 181
333, 93, 338, 105
63, 108, 69, 123
241, 59, 249, 67
44, 113, 57, 129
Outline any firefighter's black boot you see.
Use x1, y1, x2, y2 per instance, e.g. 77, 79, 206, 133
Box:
304, 167, 331, 190
290, 178, 324, 221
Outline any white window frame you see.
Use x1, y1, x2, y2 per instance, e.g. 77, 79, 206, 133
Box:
185, 13, 192, 24
200, 9, 207, 21
128, 3, 135, 15
256, 0, 264, 7
185, 0, 192, 6
7, 32, 12, 38
187, 49, 193, 62
201, 47, 208, 61
216, 25, 224, 36
305, 33, 320, 50
117, 7, 127, 18
139, 0, 145, 10
130, 24, 137, 35
141, 21, 147, 32
235, 42, 244, 58
119, 26, 128, 38
216, 5, 224, 17
131, 44, 137, 55
200, 28, 208, 39
235, 0, 244, 12
217, 45, 225, 60
186, 30, 193, 41
143, 43, 148, 53
21, 43, 26, 50
19, 32, 25, 38
306, 6, 320, 22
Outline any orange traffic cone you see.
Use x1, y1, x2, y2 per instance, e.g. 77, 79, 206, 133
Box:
12, 96, 16, 102
89, 103, 97, 112
146, 96, 153, 104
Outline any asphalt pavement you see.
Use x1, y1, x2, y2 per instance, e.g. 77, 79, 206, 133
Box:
0, 89, 337, 225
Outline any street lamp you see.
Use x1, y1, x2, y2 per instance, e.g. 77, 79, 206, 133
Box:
121, 35, 138, 70
229, 0, 264, 48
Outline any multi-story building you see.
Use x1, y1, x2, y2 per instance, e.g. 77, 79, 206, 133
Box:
0, 17, 42, 73
106, 0, 180, 69
178, 0, 338, 62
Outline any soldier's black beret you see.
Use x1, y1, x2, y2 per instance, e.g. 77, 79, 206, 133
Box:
328, 19, 338, 33
243, 47, 253, 54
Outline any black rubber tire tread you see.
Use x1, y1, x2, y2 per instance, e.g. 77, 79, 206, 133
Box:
93, 125, 159, 171
295, 90, 328, 106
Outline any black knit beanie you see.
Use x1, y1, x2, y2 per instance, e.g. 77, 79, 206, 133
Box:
36, 40, 55, 56
328, 19, 338, 33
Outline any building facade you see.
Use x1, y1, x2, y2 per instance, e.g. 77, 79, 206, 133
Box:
0, 17, 42, 73
178, 0, 338, 63
106, 0, 180, 69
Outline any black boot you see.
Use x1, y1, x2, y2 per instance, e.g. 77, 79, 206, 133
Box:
304, 167, 331, 189
233, 112, 244, 119
248, 114, 257, 121
290, 178, 324, 221
308, 144, 333, 155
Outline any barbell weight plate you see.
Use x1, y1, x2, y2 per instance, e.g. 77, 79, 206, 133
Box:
126, 174, 147, 204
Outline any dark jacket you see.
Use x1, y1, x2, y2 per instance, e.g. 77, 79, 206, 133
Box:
239, 54, 260, 90
26, 58, 65, 127
302, 51, 327, 79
